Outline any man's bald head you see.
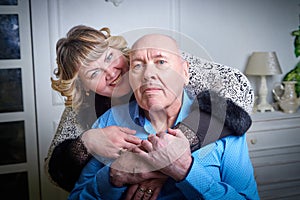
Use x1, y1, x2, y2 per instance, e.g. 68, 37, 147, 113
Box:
131, 34, 181, 56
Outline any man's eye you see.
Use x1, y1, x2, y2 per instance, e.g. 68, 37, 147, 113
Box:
157, 60, 166, 65
132, 63, 143, 70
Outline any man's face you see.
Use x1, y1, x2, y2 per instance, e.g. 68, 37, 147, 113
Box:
129, 35, 189, 113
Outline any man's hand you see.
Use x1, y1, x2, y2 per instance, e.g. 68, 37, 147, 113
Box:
109, 151, 165, 187
134, 128, 192, 181
125, 178, 168, 200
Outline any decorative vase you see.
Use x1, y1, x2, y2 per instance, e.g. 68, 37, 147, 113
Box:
283, 61, 300, 97
273, 81, 299, 113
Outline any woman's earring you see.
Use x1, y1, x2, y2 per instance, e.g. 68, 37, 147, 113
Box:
85, 91, 90, 96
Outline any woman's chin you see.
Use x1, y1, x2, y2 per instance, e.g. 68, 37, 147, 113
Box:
111, 85, 132, 98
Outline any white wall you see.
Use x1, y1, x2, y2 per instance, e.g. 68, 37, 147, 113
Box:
49, 0, 299, 98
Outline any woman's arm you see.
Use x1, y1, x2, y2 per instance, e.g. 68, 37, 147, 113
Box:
182, 52, 254, 113
45, 97, 141, 192
176, 89, 252, 151
44, 94, 112, 191
176, 52, 254, 151
44, 107, 91, 192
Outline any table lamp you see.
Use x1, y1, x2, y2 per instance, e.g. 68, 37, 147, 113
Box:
245, 52, 282, 112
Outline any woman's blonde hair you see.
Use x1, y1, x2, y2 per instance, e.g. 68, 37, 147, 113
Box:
51, 25, 129, 109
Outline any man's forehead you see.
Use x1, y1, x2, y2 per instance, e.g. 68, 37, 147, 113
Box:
131, 48, 179, 57
131, 34, 180, 55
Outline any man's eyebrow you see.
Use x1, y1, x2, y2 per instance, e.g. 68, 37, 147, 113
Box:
153, 50, 177, 58
130, 50, 170, 61
153, 54, 168, 59
131, 57, 144, 62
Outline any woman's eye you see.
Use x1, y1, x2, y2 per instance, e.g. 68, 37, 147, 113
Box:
90, 70, 100, 79
105, 53, 113, 62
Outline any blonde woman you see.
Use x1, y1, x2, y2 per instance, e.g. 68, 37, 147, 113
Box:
45, 25, 254, 196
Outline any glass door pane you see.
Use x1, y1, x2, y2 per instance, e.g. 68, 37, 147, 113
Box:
0, 0, 40, 199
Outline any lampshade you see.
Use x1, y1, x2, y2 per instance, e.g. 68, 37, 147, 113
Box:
245, 52, 282, 76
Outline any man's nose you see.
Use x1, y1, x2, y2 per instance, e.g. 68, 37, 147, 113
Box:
142, 64, 156, 81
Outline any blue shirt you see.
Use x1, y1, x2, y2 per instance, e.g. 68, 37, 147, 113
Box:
68, 91, 260, 200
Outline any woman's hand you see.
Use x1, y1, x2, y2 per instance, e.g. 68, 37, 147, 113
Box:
81, 126, 141, 158
125, 178, 168, 200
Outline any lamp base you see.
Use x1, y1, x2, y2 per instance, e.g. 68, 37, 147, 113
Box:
257, 102, 274, 113
256, 75, 275, 113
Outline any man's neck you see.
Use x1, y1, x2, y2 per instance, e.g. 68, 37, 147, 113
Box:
145, 98, 182, 132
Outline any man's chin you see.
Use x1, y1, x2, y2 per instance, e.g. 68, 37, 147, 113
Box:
148, 104, 165, 111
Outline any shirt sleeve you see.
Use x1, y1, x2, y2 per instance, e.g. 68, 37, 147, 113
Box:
68, 157, 127, 200
176, 135, 260, 200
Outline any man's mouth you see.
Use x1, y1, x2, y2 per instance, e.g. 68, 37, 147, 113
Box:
110, 74, 122, 86
143, 87, 162, 94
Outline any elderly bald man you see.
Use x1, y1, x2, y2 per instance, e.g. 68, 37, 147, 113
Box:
68, 34, 259, 200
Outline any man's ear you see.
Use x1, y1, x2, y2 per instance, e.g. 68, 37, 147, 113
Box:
182, 60, 189, 85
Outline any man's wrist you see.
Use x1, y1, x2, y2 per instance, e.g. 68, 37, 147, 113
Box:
168, 155, 193, 182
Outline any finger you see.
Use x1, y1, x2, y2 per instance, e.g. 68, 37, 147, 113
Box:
147, 134, 159, 144
116, 148, 128, 157
168, 128, 185, 138
142, 188, 153, 200
149, 188, 161, 200
140, 140, 153, 152
137, 171, 166, 179
133, 186, 146, 200
131, 146, 143, 153
120, 127, 137, 134
125, 134, 142, 145
124, 184, 139, 200
109, 169, 123, 187
155, 131, 166, 138
167, 128, 177, 136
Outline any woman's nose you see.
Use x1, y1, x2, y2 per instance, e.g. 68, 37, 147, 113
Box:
105, 68, 116, 79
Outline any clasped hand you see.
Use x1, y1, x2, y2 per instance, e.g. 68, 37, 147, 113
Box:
110, 128, 192, 199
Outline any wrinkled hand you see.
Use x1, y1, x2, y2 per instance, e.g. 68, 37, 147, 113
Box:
81, 126, 141, 158
125, 177, 168, 200
109, 151, 165, 187
134, 128, 192, 181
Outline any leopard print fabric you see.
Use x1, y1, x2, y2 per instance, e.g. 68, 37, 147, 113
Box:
182, 51, 254, 114
44, 106, 86, 186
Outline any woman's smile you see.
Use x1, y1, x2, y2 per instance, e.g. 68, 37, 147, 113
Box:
110, 74, 122, 86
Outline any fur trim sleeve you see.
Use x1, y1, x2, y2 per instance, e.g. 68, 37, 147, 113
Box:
177, 90, 252, 151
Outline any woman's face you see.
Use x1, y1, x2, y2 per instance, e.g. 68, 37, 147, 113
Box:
78, 48, 131, 98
